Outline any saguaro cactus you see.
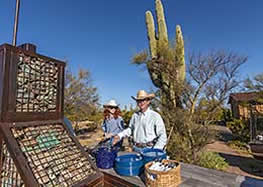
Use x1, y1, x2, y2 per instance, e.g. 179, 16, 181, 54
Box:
145, 0, 185, 106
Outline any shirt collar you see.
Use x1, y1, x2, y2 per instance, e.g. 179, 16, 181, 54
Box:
106, 116, 114, 121
138, 107, 150, 115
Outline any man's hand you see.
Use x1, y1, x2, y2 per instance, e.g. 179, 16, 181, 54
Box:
112, 135, 120, 145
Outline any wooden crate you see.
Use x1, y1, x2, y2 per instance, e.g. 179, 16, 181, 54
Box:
0, 43, 105, 186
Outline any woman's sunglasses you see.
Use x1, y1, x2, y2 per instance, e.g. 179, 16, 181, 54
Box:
108, 106, 117, 109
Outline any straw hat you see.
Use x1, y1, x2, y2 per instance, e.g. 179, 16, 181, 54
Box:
103, 99, 119, 108
131, 90, 155, 101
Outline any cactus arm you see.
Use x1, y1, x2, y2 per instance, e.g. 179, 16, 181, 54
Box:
146, 11, 157, 58
155, 0, 168, 46
175, 25, 185, 82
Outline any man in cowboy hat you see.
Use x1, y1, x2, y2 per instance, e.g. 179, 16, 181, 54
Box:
113, 90, 167, 152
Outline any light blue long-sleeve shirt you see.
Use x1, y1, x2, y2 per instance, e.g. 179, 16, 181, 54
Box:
118, 108, 167, 149
101, 117, 124, 135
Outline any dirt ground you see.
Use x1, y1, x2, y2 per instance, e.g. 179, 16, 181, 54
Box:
76, 124, 263, 180
206, 140, 263, 179
205, 125, 263, 179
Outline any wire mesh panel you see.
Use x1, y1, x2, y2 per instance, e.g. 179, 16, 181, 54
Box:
0, 142, 24, 187
0, 44, 65, 122
16, 53, 58, 113
0, 121, 102, 186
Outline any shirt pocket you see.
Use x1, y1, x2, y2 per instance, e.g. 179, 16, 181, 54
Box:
146, 119, 156, 137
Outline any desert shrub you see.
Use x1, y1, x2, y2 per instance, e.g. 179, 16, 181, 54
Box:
198, 152, 229, 171
165, 109, 216, 164
87, 111, 103, 125
122, 109, 135, 127
226, 119, 250, 142
227, 140, 250, 154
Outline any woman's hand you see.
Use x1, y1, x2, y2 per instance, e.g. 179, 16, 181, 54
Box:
105, 133, 114, 139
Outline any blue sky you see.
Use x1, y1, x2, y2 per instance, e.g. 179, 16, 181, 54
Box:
1, 0, 262, 108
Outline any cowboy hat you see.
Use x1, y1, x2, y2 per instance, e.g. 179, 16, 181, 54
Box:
131, 90, 155, 101
103, 99, 119, 108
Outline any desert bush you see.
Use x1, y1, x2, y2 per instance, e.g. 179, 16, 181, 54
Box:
226, 119, 250, 143
227, 140, 250, 154
122, 106, 136, 127
165, 108, 216, 164
198, 152, 229, 171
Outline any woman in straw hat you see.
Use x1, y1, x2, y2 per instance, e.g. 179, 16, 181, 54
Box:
102, 100, 124, 144
113, 90, 167, 153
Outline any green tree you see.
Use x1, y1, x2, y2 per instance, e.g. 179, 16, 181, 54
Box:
122, 105, 136, 127
244, 73, 263, 92
185, 50, 247, 118
164, 50, 247, 163
244, 73, 263, 103
64, 68, 100, 123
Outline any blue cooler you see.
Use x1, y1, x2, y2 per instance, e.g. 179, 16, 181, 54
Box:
114, 154, 143, 176
141, 148, 167, 164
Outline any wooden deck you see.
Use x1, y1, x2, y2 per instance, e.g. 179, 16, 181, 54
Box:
101, 162, 263, 187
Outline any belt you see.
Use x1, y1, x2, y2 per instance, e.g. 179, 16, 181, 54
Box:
134, 141, 154, 148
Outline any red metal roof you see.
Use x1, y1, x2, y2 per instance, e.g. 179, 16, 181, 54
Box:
229, 92, 262, 103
